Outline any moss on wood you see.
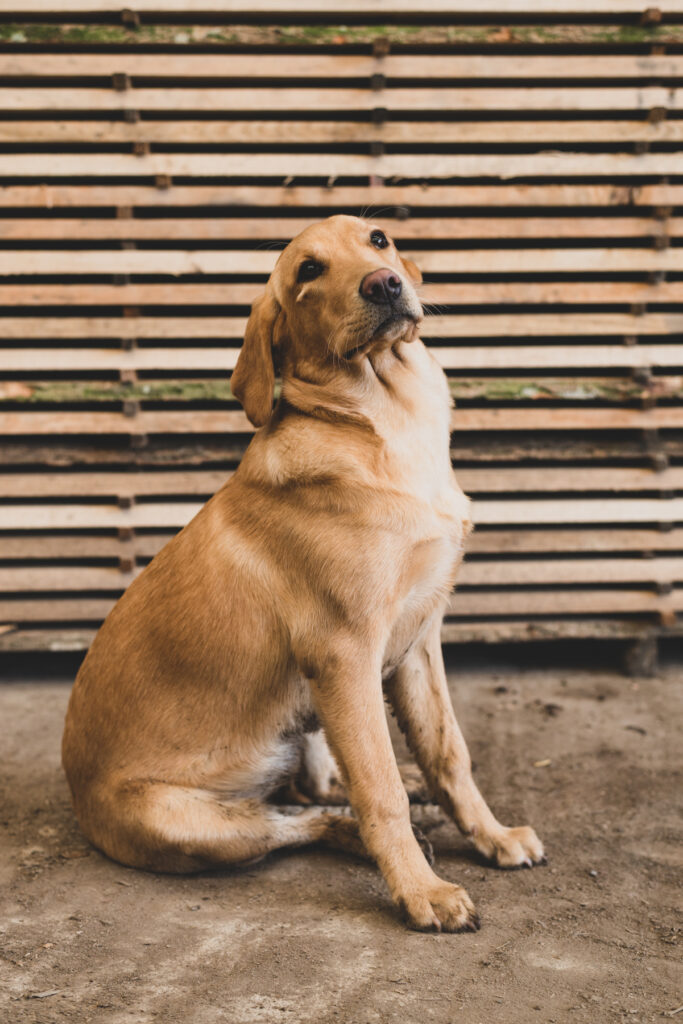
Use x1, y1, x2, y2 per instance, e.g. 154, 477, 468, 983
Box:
1, 22, 681, 47
3, 376, 681, 406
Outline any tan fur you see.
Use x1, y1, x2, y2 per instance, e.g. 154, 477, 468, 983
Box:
62, 215, 544, 932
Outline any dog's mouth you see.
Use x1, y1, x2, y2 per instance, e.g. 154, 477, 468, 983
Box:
344, 313, 420, 360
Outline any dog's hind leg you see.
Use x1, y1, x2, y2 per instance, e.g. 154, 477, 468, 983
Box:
293, 729, 429, 806
80, 782, 368, 872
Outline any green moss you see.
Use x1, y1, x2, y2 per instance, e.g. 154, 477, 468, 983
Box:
6, 376, 679, 407
2, 21, 681, 46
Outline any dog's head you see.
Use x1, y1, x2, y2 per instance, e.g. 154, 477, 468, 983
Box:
232, 215, 423, 427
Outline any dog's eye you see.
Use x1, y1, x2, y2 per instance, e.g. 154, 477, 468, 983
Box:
297, 259, 324, 283
370, 230, 389, 250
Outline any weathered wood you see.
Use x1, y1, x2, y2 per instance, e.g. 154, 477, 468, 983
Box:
3, 407, 683, 437
1, 216, 678, 242
440, 619, 666, 644
0, 153, 679, 179
1, 248, 679, 276
0, 183, 678, 208
0, 534, 170, 560
468, 529, 683, 554
0, 470, 231, 497
0, 247, 680, 281
2, 22, 682, 48
459, 558, 683, 587
1, 588, 680, 626
4, 556, 682, 592
1, 313, 682, 339
3, 464, 682, 499
3, 121, 683, 146
2, 23, 682, 48
4, 618, 676, 654
1, 87, 678, 116
434, 346, 683, 371
1, 281, 680, 307
0, 496, 680, 530
8, 1, 683, 15
4, 344, 683, 374
1, 528, 681, 563
5, 375, 679, 408
4, 54, 683, 79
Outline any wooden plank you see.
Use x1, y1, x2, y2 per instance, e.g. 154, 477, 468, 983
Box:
4, 343, 683, 374
1, 588, 680, 626
440, 619, 670, 643
0, 566, 138, 591
0, 152, 680, 179
0, 597, 116, 622
426, 314, 683, 338
435, 346, 683, 371
0, 313, 681, 339
473, 498, 683, 525
2, 619, 675, 653
0, 88, 678, 114
5, 556, 683, 592
3, 54, 683, 79
0, 628, 97, 652
4, 374, 682, 407
447, 589, 683, 617
468, 529, 683, 554
2, 466, 682, 499
2, 281, 680, 307
3, 120, 683, 145
2, 529, 681, 564
0, 470, 230, 497
1, 216, 678, 242
0, 534, 170, 560
1, 496, 681, 530
0, 183, 679, 208
458, 467, 683, 494
8, 1, 683, 15
0, 409, 251, 435
0, 248, 680, 276
459, 558, 683, 587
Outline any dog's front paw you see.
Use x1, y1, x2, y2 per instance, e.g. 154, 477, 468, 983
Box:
398, 879, 480, 933
476, 825, 545, 869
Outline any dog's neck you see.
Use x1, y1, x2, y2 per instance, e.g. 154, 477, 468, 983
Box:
280, 338, 421, 431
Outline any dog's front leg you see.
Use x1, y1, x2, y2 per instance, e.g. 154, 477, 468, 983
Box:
306, 644, 479, 932
386, 616, 545, 869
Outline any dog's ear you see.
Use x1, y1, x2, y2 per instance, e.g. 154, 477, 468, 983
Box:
232, 290, 283, 428
400, 255, 422, 286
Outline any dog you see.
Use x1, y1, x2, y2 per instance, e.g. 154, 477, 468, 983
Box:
62, 215, 544, 932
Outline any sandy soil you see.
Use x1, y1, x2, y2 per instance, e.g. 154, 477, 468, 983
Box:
1, 659, 681, 1024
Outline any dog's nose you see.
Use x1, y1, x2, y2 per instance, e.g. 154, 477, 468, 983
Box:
360, 268, 402, 305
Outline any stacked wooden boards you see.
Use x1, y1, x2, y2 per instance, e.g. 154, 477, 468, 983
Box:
1, 3, 682, 659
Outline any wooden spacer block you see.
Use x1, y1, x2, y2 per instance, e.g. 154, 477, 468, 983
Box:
121, 8, 141, 28
641, 7, 662, 25
112, 72, 130, 92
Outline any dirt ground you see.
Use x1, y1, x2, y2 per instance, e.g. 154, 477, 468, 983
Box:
1, 654, 681, 1024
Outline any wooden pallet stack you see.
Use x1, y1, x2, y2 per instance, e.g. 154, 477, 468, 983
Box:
0, 2, 682, 667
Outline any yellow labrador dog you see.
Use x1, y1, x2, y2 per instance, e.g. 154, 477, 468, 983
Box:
63, 215, 544, 932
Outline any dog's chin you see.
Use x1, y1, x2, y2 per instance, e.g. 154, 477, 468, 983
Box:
345, 315, 420, 359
